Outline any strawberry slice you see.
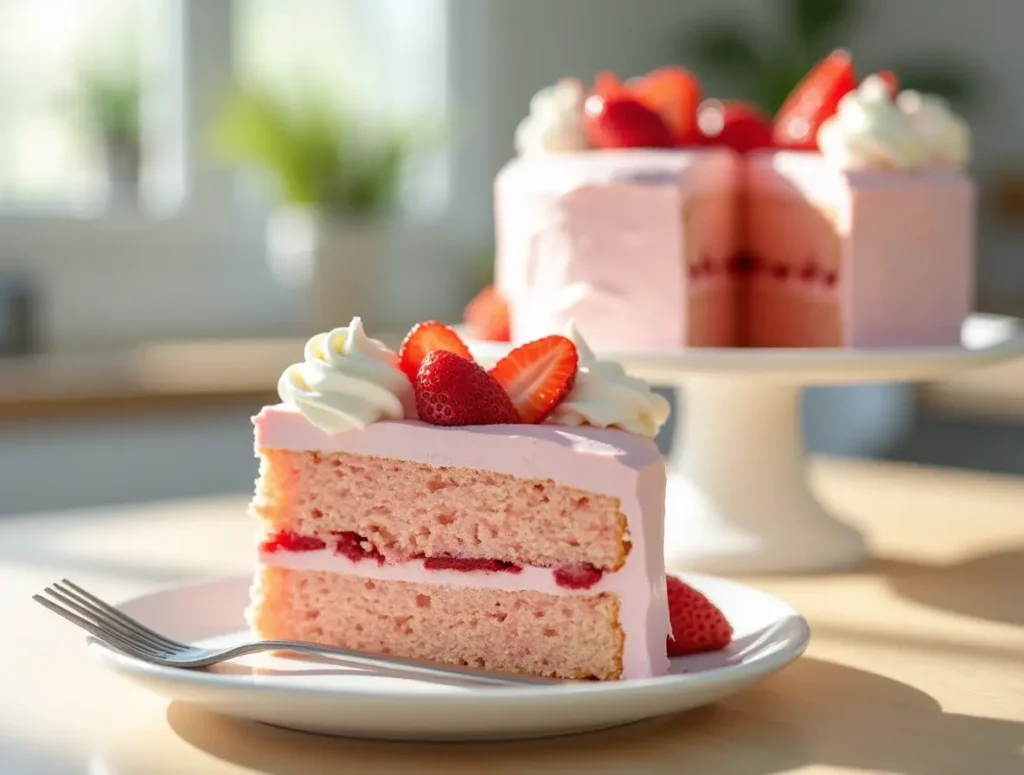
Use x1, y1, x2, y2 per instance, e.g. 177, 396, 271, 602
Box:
593, 70, 627, 99
698, 99, 774, 153
665, 575, 733, 656
488, 335, 578, 424
584, 94, 674, 150
630, 66, 703, 146
873, 70, 899, 97
773, 49, 856, 151
399, 321, 473, 382
464, 284, 511, 342
415, 350, 519, 427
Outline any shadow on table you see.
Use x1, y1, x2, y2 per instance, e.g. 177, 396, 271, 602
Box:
868, 547, 1024, 627
163, 658, 1024, 775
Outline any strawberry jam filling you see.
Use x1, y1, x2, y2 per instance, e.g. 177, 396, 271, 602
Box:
553, 563, 605, 590
261, 531, 327, 552
261, 531, 607, 587
423, 556, 522, 574
334, 531, 386, 566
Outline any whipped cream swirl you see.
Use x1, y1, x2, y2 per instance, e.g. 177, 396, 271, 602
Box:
817, 75, 929, 170
277, 317, 416, 434
547, 322, 671, 438
514, 78, 589, 156
895, 90, 971, 168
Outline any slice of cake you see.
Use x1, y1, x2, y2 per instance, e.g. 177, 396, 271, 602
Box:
247, 317, 679, 680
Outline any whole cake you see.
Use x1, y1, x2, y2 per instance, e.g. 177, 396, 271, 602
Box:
472, 51, 974, 350
247, 317, 731, 680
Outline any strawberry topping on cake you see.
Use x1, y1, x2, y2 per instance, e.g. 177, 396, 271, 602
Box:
414, 350, 520, 426
489, 335, 579, 424
399, 321, 473, 382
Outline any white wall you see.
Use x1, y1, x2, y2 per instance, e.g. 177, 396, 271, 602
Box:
4, 0, 1023, 351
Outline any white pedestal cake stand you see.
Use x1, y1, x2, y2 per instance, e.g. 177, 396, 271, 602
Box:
467, 314, 1024, 575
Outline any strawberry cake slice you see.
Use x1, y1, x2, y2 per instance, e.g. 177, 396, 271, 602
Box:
246, 317, 715, 680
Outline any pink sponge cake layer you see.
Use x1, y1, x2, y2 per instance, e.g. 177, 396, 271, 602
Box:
250, 567, 623, 681
247, 405, 670, 680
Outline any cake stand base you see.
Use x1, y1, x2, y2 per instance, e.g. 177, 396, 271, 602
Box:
663, 381, 867, 575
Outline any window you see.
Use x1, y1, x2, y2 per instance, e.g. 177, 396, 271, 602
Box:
0, 0, 144, 210
235, 0, 450, 217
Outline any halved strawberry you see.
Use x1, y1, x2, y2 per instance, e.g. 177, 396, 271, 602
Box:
630, 66, 703, 146
464, 284, 511, 342
593, 70, 627, 99
398, 321, 473, 382
665, 575, 733, 657
773, 49, 856, 151
584, 94, 674, 150
873, 70, 899, 97
698, 99, 774, 153
415, 350, 519, 427
488, 335, 578, 424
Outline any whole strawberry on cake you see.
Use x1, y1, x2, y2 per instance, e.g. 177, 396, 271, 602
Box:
247, 317, 732, 680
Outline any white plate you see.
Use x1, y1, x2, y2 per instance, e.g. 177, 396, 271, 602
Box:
88, 573, 810, 741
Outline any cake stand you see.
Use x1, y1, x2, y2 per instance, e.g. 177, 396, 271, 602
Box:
468, 314, 1024, 575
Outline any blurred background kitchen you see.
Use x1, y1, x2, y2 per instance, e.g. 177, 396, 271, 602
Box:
1, 0, 1022, 516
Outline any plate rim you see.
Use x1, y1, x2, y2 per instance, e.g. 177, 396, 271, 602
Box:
88, 572, 812, 705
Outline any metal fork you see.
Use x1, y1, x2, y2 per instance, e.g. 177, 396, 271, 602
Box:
33, 579, 556, 686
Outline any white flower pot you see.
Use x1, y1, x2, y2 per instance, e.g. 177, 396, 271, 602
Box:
102, 136, 141, 207
266, 207, 390, 333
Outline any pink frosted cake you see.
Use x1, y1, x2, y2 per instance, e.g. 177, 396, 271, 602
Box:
246, 317, 730, 680
478, 51, 974, 350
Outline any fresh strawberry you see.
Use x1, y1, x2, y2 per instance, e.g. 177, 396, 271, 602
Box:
464, 285, 511, 342
584, 94, 674, 150
630, 66, 703, 146
414, 350, 519, 427
665, 575, 733, 656
698, 100, 774, 153
873, 70, 899, 97
399, 321, 473, 382
488, 335, 578, 424
773, 49, 856, 151
593, 70, 627, 99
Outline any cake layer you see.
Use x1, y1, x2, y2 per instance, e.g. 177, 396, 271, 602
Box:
248, 565, 624, 680
495, 149, 740, 349
254, 448, 627, 570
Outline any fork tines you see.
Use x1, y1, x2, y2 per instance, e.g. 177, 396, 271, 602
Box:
33, 579, 187, 660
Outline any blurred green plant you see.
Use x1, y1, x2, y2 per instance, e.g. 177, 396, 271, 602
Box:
74, 67, 141, 145
680, 0, 978, 114
209, 86, 425, 218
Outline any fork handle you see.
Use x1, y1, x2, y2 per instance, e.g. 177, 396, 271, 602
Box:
205, 640, 558, 686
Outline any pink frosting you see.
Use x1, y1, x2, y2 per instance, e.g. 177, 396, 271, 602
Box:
494, 149, 740, 349
254, 405, 670, 679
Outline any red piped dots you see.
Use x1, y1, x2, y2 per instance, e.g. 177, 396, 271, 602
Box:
553, 563, 604, 590
260, 530, 326, 553
423, 555, 523, 573
334, 531, 386, 565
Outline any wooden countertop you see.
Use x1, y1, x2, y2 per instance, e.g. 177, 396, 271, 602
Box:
2, 457, 1022, 774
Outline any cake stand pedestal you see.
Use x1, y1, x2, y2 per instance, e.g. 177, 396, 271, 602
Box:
468, 314, 1024, 575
